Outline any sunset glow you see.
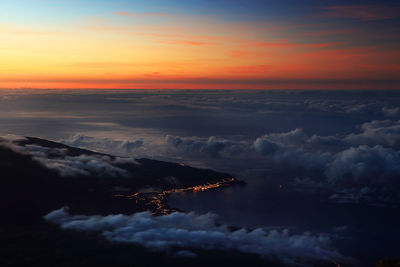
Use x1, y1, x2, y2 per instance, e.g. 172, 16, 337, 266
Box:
1, 0, 399, 89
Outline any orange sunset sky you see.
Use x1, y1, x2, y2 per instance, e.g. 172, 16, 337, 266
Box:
1, 0, 399, 90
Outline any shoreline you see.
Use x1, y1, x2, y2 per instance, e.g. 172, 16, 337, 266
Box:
113, 178, 240, 215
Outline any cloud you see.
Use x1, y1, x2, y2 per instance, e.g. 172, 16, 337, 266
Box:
5, 88, 400, 203
165, 135, 226, 157
68, 62, 140, 69
63, 134, 144, 154
253, 128, 345, 156
259, 128, 309, 146
120, 140, 144, 152
33, 153, 129, 178
228, 65, 272, 74
0, 136, 134, 178
0, 135, 27, 143
250, 124, 400, 205
253, 136, 280, 156
253, 41, 341, 49
165, 135, 246, 158
254, 120, 400, 154
323, 5, 399, 21
345, 120, 400, 148
56, 119, 400, 204
45, 207, 344, 264
296, 29, 356, 37
324, 145, 400, 186
382, 107, 400, 117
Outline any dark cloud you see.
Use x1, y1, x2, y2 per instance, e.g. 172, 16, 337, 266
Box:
44, 207, 344, 264
120, 140, 144, 152
253, 136, 281, 156
63, 134, 144, 154
165, 135, 246, 158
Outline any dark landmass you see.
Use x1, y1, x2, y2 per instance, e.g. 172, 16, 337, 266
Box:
0, 136, 291, 267
1, 136, 238, 220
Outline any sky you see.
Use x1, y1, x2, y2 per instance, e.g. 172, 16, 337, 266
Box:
0, 0, 400, 90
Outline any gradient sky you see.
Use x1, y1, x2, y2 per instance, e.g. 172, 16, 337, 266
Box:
1, 0, 399, 89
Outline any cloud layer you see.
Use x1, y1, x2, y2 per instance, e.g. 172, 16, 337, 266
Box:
2, 91, 400, 205
251, 122, 400, 205
57, 119, 400, 205
45, 207, 344, 264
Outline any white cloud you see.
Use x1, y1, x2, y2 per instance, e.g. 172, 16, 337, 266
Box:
249, 125, 400, 204
345, 120, 400, 148
45, 207, 344, 264
0, 137, 135, 178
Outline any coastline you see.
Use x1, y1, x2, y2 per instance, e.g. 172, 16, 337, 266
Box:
113, 177, 240, 215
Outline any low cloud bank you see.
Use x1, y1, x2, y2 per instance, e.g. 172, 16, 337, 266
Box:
3, 120, 400, 204
163, 122, 400, 203
56, 120, 400, 205
45, 207, 344, 264
0, 137, 134, 178
33, 152, 129, 178
252, 123, 400, 205
254, 120, 400, 152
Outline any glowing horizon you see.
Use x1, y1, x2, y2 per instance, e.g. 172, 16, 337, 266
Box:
1, 0, 399, 90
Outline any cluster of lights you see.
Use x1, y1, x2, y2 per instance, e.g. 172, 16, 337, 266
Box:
114, 178, 236, 215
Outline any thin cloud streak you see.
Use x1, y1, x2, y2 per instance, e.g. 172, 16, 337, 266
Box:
322, 5, 400, 21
